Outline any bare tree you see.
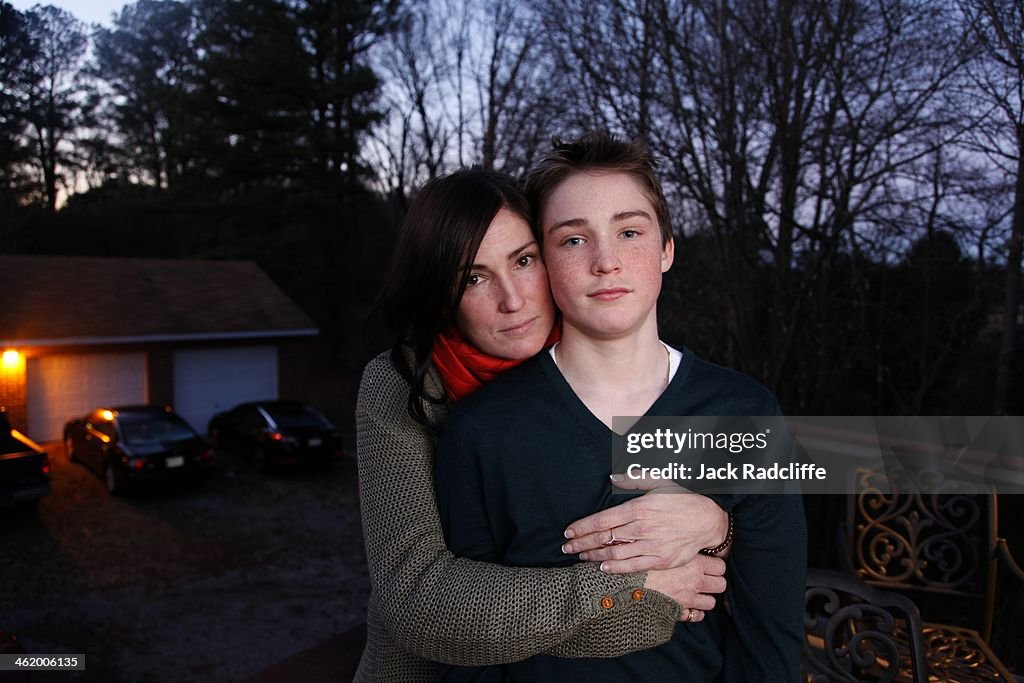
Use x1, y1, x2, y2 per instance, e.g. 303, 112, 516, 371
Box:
472, 0, 535, 172
960, 0, 1024, 413
538, 0, 968, 409
368, 0, 455, 203
367, 0, 565, 196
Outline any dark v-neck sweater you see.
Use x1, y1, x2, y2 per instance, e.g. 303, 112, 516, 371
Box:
435, 347, 806, 682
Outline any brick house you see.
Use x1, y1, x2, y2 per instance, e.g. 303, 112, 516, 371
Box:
0, 255, 318, 441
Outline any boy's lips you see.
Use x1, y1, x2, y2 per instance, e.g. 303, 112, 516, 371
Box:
588, 287, 631, 301
499, 316, 539, 335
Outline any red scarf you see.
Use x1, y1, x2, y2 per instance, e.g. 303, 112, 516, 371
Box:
432, 324, 560, 402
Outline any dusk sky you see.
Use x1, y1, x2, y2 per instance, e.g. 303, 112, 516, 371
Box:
9, 0, 127, 27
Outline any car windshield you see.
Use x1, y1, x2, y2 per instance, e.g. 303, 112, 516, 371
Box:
0, 433, 24, 455
263, 404, 332, 430
119, 412, 196, 445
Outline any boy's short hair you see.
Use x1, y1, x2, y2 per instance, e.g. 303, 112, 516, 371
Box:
525, 132, 672, 246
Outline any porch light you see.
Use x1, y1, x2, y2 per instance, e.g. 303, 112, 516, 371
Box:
1, 350, 21, 370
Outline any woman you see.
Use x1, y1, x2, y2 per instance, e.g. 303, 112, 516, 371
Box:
355, 169, 731, 681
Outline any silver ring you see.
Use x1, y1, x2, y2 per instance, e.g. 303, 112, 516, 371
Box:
602, 528, 637, 547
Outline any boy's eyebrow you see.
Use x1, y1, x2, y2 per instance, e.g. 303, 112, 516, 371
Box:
612, 209, 653, 223
547, 217, 587, 235
547, 210, 653, 235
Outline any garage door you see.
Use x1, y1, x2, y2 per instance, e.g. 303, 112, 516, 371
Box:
27, 353, 148, 441
173, 346, 278, 433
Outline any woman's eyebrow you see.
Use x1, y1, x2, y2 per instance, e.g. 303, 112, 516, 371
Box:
464, 241, 538, 271
508, 241, 537, 259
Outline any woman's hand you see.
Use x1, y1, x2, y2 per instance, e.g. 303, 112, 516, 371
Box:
561, 474, 730, 572
644, 556, 727, 623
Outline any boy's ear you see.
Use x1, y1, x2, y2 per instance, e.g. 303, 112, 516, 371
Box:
661, 236, 675, 273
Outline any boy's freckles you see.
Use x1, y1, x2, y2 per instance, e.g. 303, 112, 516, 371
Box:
540, 171, 673, 339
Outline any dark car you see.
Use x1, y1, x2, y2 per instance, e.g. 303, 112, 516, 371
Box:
0, 407, 50, 513
207, 400, 342, 471
63, 405, 213, 494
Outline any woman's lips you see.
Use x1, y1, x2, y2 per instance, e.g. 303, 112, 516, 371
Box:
588, 287, 630, 301
500, 316, 538, 335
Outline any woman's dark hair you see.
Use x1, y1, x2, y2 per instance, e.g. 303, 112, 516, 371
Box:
378, 168, 531, 426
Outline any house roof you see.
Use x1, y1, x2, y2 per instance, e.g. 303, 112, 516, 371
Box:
0, 255, 318, 346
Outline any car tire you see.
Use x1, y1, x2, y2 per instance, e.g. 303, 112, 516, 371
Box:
64, 434, 77, 462
104, 461, 125, 496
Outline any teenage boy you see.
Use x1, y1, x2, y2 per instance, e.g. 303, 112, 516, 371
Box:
435, 133, 806, 681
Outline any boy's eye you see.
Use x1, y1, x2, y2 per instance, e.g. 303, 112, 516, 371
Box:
622, 229, 639, 238
562, 237, 584, 247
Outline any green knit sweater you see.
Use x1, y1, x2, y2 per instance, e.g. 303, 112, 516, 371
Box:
353, 350, 681, 682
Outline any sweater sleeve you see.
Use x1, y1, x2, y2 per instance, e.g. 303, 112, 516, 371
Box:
356, 353, 679, 666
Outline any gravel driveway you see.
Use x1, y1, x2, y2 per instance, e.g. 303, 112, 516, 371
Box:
1, 441, 369, 682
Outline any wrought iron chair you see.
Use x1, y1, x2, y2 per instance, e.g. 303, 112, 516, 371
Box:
842, 464, 1024, 681
803, 568, 929, 682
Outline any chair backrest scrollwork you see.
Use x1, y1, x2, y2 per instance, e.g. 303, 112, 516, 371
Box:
846, 465, 998, 639
803, 568, 929, 683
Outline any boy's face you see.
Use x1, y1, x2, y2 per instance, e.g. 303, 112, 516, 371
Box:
540, 171, 674, 340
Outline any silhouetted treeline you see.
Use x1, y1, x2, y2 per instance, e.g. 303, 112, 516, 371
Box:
0, 0, 1021, 415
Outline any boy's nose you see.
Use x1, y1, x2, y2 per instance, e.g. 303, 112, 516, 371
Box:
592, 242, 621, 274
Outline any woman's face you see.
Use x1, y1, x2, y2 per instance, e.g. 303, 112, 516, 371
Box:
455, 208, 556, 360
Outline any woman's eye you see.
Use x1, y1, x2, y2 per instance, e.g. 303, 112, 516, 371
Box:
466, 273, 482, 286
516, 254, 535, 268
